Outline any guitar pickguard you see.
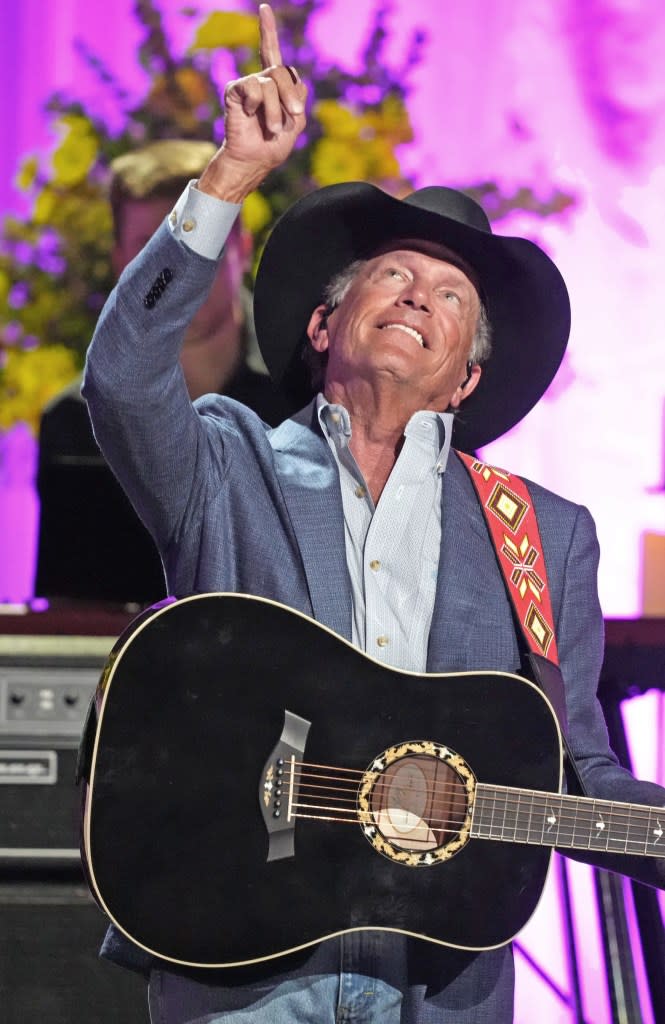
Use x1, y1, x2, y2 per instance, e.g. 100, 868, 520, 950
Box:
358, 741, 475, 867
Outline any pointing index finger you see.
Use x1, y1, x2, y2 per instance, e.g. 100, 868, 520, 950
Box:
259, 4, 283, 69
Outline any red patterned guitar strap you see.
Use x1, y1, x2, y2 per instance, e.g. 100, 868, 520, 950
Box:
455, 450, 559, 665
455, 451, 586, 784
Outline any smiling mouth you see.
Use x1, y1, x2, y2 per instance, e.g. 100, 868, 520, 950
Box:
381, 323, 426, 348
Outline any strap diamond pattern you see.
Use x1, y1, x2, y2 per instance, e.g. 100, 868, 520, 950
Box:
456, 451, 559, 665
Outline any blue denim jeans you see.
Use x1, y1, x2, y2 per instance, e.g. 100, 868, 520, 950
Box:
148, 932, 405, 1022
146, 934, 515, 1024
148, 970, 403, 1023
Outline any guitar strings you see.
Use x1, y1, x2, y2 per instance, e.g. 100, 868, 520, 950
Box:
286, 799, 660, 852
272, 763, 660, 851
283, 761, 658, 825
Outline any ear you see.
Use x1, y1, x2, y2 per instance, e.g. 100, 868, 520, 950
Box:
307, 305, 330, 353
449, 363, 482, 409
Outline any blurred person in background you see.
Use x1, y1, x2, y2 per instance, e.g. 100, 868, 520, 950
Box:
35, 139, 289, 607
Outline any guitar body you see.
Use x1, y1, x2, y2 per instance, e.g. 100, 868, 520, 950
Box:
82, 593, 563, 968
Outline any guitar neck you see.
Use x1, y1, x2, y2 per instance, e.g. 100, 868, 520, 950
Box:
472, 785, 664, 857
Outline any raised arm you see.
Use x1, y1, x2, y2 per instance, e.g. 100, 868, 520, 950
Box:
83, 4, 307, 554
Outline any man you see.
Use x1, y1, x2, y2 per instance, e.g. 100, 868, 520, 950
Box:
36, 138, 289, 606
82, 5, 665, 1022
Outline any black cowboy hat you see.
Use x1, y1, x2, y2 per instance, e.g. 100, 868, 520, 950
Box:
253, 181, 570, 452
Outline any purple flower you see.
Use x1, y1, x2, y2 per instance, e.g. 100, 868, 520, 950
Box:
2, 322, 23, 345
36, 253, 66, 274
8, 282, 30, 308
13, 241, 34, 265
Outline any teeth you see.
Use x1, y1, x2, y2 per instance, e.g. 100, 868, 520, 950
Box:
384, 323, 424, 347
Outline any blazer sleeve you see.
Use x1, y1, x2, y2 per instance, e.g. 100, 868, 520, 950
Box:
556, 503, 665, 888
82, 222, 225, 551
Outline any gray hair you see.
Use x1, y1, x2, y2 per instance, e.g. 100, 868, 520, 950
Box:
323, 259, 492, 363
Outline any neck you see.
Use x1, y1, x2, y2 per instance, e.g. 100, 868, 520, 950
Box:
324, 378, 433, 503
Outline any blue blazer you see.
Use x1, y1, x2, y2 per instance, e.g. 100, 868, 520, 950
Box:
83, 222, 664, 1019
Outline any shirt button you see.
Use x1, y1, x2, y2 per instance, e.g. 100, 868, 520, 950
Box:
182, 218, 196, 232
376, 635, 390, 648
331, 412, 341, 424
169, 211, 178, 226
354, 485, 366, 498
369, 559, 381, 572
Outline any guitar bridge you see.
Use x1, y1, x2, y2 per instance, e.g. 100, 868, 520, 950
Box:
259, 710, 311, 861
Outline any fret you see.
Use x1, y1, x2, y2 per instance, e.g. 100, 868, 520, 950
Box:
647, 806, 664, 854
509, 789, 522, 844
488, 785, 499, 838
500, 787, 519, 842
512, 789, 530, 844
552, 794, 576, 848
527, 791, 546, 845
539, 792, 564, 848
471, 786, 492, 839
586, 799, 611, 851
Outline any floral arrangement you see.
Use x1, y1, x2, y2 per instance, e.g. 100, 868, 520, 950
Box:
0, 0, 575, 435
0, 0, 424, 433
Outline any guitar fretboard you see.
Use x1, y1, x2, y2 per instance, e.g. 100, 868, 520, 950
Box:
472, 785, 664, 856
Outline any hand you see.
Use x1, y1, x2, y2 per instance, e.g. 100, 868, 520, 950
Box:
199, 4, 308, 203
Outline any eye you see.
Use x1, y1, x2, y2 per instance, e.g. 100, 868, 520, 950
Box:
440, 289, 461, 305
385, 267, 406, 281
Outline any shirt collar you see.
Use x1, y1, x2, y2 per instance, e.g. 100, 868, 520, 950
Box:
316, 393, 455, 473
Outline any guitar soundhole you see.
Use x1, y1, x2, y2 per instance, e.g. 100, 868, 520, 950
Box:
359, 743, 475, 867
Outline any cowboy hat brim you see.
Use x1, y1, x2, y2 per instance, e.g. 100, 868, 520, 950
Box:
253, 182, 570, 452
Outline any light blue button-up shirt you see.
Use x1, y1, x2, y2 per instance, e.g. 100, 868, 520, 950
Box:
318, 395, 454, 671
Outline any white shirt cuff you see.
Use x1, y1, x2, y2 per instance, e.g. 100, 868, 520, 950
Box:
167, 181, 241, 260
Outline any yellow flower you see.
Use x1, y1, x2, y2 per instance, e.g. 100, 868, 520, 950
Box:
238, 56, 262, 76
365, 95, 414, 145
19, 287, 66, 337
147, 67, 216, 134
0, 344, 78, 434
364, 137, 401, 182
33, 187, 58, 225
190, 11, 259, 51
16, 156, 39, 191
241, 191, 272, 236
314, 100, 365, 141
0, 268, 10, 308
52, 119, 99, 187
310, 138, 368, 187
58, 114, 94, 137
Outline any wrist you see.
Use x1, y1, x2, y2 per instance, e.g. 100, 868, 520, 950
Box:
198, 147, 270, 204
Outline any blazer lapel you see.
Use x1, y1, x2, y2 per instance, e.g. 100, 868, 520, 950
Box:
269, 403, 353, 640
428, 452, 520, 672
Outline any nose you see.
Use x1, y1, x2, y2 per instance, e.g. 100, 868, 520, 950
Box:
396, 281, 431, 314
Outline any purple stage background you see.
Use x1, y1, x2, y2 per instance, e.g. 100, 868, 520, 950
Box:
0, 2, 663, 1022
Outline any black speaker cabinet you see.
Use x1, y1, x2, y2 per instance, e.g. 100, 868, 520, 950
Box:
0, 876, 148, 1023
0, 635, 109, 865
0, 620, 147, 1021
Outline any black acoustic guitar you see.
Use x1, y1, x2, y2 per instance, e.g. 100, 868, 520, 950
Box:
80, 593, 664, 969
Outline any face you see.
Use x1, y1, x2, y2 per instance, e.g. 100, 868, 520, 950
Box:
307, 243, 482, 412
